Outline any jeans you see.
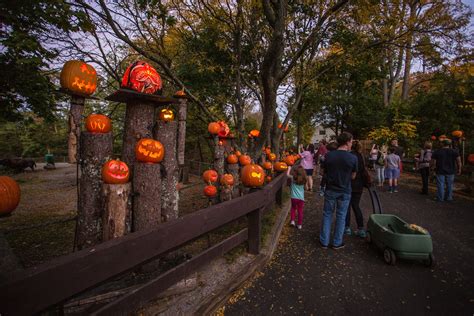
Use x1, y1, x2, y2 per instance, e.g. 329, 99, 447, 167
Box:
436, 174, 454, 201
375, 166, 384, 185
345, 191, 364, 229
320, 190, 351, 247
420, 167, 430, 194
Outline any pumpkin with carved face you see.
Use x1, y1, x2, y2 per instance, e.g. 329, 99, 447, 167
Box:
60, 60, 97, 96
227, 154, 238, 164
102, 160, 130, 184
121, 61, 162, 94
262, 161, 273, 170
239, 154, 251, 166
159, 108, 174, 122
85, 114, 111, 133
203, 185, 218, 197
220, 174, 234, 186
135, 138, 165, 163
267, 153, 276, 161
241, 164, 265, 187
202, 170, 219, 183
274, 161, 288, 172
284, 156, 295, 166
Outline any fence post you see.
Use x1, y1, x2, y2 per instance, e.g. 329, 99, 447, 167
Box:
276, 185, 283, 207
247, 208, 262, 254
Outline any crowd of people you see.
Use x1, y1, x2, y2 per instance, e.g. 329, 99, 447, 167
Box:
285, 133, 463, 249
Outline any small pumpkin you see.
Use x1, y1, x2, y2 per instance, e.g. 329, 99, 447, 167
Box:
85, 114, 111, 133
159, 108, 174, 122
274, 161, 288, 172
208, 122, 220, 134
227, 154, 239, 164
102, 159, 130, 184
452, 130, 463, 138
468, 154, 474, 165
239, 154, 252, 166
267, 153, 276, 161
175, 89, 186, 97
262, 161, 273, 170
220, 174, 235, 186
204, 185, 218, 197
0, 176, 20, 216
241, 164, 265, 187
265, 175, 272, 183
235, 150, 242, 157
60, 60, 97, 95
248, 129, 260, 138
121, 61, 162, 94
135, 138, 165, 163
284, 156, 295, 166
202, 170, 219, 183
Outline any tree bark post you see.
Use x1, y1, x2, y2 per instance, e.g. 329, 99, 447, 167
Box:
227, 163, 240, 198
133, 162, 162, 231
76, 132, 113, 250
176, 96, 188, 173
154, 120, 179, 222
68, 96, 85, 164
102, 183, 132, 241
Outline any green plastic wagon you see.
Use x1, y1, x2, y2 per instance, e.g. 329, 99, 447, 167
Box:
366, 214, 435, 267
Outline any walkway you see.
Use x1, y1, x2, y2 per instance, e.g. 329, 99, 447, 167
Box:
223, 179, 474, 315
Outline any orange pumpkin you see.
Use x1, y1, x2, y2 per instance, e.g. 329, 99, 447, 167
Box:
452, 130, 463, 138
135, 138, 165, 163
202, 170, 219, 183
85, 114, 111, 133
220, 174, 235, 186
175, 89, 186, 97
265, 175, 272, 183
239, 154, 252, 166
235, 150, 242, 157
267, 153, 276, 161
241, 164, 265, 187
274, 161, 288, 172
121, 61, 162, 94
208, 122, 220, 134
217, 121, 230, 138
262, 161, 273, 170
60, 60, 97, 96
204, 185, 218, 197
468, 154, 474, 165
227, 154, 238, 164
159, 108, 174, 121
278, 123, 289, 132
248, 129, 260, 138
284, 156, 295, 166
102, 160, 130, 184
0, 176, 20, 216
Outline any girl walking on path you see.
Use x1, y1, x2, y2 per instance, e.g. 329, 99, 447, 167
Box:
385, 147, 401, 193
287, 165, 307, 229
374, 145, 385, 187
299, 144, 315, 191
416, 141, 433, 195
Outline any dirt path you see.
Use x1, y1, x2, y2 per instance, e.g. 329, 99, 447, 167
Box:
223, 176, 474, 315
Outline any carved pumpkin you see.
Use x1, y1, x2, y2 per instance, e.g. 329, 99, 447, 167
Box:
262, 161, 273, 170
274, 161, 288, 172
248, 130, 260, 138
220, 174, 235, 186
60, 60, 97, 96
204, 185, 218, 197
0, 176, 20, 216
468, 154, 474, 165
121, 61, 162, 94
284, 156, 295, 166
202, 170, 219, 183
102, 160, 130, 184
227, 154, 238, 164
135, 138, 165, 163
239, 154, 251, 166
85, 114, 111, 133
208, 122, 220, 134
241, 164, 265, 187
159, 108, 174, 122
267, 153, 276, 161
452, 130, 463, 138
217, 121, 230, 138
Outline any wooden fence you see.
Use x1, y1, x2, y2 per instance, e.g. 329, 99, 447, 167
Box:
0, 172, 287, 316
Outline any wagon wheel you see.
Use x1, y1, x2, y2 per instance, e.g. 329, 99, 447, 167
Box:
424, 253, 435, 268
383, 248, 396, 265
365, 231, 372, 244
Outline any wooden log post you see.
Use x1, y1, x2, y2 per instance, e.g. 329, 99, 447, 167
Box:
154, 119, 179, 222
76, 132, 113, 250
68, 96, 85, 164
227, 163, 240, 198
247, 207, 263, 254
102, 183, 132, 241
133, 162, 162, 231
212, 135, 225, 204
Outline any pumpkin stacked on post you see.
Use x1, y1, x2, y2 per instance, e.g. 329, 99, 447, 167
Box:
225, 150, 241, 199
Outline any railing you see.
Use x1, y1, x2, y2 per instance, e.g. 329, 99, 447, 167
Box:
0, 172, 287, 316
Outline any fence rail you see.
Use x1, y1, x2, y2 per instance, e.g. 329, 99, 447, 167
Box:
0, 172, 287, 316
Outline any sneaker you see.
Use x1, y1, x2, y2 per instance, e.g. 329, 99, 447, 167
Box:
290, 220, 296, 227
356, 229, 366, 238
297, 225, 302, 230
319, 241, 328, 249
344, 227, 352, 236
331, 243, 345, 250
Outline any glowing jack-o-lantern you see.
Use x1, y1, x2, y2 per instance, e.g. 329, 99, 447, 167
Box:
220, 174, 235, 186
262, 161, 273, 170
0, 176, 20, 216
121, 61, 162, 94
85, 114, 111, 133
60, 60, 97, 96
227, 154, 238, 164
267, 153, 276, 161
239, 154, 251, 166
135, 138, 165, 163
248, 130, 260, 138
274, 161, 288, 172
452, 130, 463, 138
241, 164, 265, 187
102, 160, 130, 184
203, 170, 219, 183
159, 108, 174, 122
204, 185, 218, 197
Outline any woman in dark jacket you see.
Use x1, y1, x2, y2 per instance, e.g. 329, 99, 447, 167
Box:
344, 141, 367, 238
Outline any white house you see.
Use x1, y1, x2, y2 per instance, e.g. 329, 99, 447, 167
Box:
311, 125, 336, 143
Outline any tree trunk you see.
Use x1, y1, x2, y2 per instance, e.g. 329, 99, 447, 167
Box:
76, 131, 113, 250
133, 162, 162, 231
177, 98, 188, 168
226, 163, 240, 198
154, 120, 179, 222
383, 78, 389, 107
402, 2, 417, 101
102, 183, 131, 241
68, 96, 85, 164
